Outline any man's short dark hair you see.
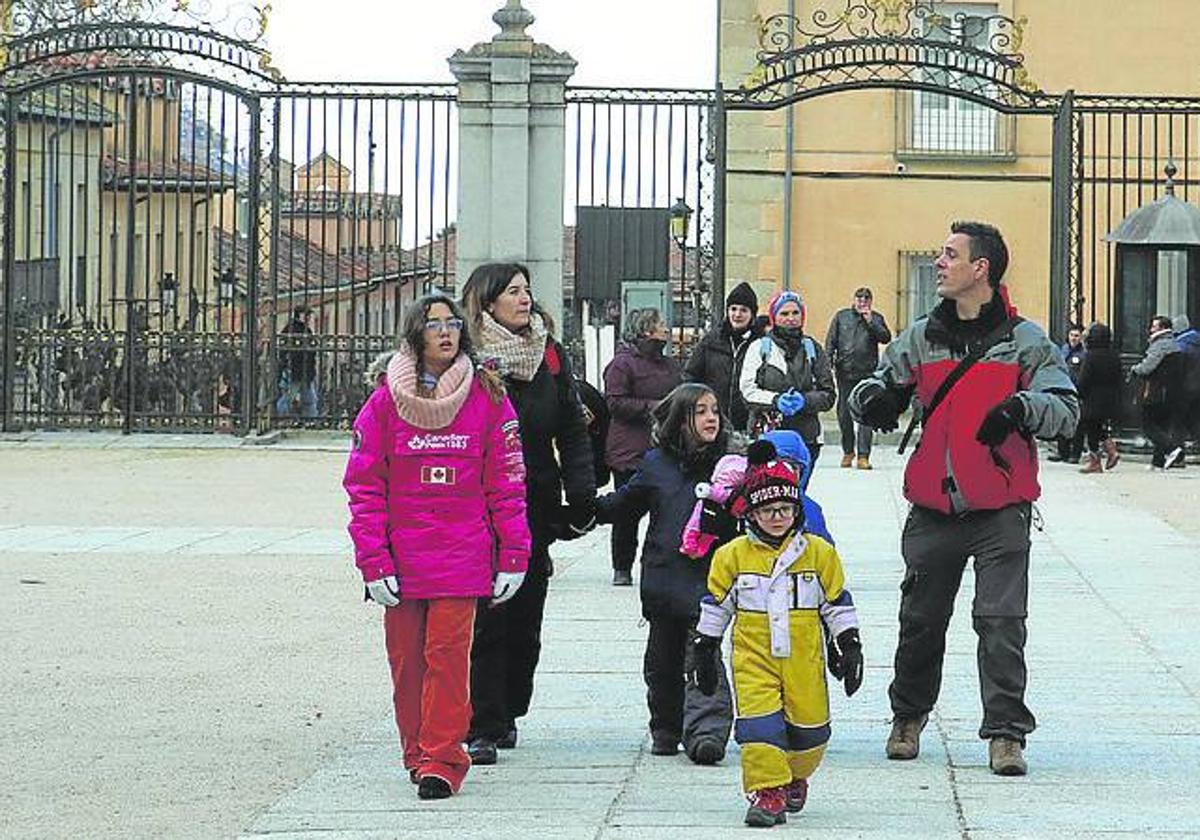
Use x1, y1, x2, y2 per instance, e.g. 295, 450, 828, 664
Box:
854, 286, 873, 300
1152, 314, 1173, 332
951, 220, 1009, 287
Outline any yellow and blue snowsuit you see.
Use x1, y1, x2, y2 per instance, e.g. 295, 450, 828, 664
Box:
697, 530, 858, 792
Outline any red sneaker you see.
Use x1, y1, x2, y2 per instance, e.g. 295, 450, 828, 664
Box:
745, 786, 788, 827
783, 778, 808, 813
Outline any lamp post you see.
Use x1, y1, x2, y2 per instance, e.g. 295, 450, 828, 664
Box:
669, 197, 692, 354
159, 272, 178, 328
217, 268, 235, 332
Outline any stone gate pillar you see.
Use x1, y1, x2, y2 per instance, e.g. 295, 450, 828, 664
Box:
449, 1, 576, 328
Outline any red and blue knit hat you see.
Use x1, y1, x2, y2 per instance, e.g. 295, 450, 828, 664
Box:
766, 289, 805, 328
729, 440, 802, 518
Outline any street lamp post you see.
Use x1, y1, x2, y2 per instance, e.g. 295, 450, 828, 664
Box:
669, 197, 692, 356
217, 269, 236, 332
159, 272, 178, 328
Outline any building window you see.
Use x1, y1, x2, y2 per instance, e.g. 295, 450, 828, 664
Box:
897, 2, 1015, 159
898, 250, 940, 329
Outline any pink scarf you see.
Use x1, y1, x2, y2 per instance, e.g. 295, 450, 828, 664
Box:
386, 348, 475, 430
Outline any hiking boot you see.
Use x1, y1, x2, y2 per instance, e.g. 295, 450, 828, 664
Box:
885, 714, 927, 760
612, 569, 633, 586
745, 786, 788, 827
856, 456, 872, 470
1102, 438, 1120, 470
783, 778, 808, 813
1078, 452, 1102, 474
497, 723, 518, 750
988, 737, 1028, 776
416, 775, 453, 799
467, 737, 497, 766
688, 738, 725, 765
1046, 452, 1065, 462
840, 453, 854, 468
650, 732, 679, 756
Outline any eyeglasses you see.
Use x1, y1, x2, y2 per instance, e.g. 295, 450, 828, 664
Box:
424, 317, 464, 333
755, 504, 795, 521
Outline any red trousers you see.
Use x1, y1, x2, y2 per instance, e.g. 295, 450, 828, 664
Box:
383, 597, 476, 791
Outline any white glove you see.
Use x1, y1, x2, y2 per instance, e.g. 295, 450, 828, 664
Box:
366, 575, 401, 607
491, 571, 526, 606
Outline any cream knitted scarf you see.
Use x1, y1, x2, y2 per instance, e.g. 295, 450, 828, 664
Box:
478, 311, 548, 382
386, 348, 475, 430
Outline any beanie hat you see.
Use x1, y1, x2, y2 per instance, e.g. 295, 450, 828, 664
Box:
726, 281, 758, 313
767, 289, 805, 328
729, 440, 801, 518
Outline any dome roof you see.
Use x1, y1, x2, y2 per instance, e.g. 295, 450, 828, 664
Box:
1107, 165, 1200, 246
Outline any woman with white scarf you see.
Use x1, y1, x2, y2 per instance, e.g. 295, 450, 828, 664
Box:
459, 262, 597, 765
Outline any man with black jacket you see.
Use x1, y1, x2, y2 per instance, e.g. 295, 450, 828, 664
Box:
826, 287, 891, 469
850, 221, 1078, 777
684, 282, 762, 431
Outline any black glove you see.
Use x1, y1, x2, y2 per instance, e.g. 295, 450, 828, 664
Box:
836, 628, 863, 697
556, 500, 597, 541
855, 381, 902, 432
687, 632, 721, 696
975, 396, 1025, 447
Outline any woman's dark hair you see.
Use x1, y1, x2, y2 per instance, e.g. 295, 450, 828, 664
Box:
460, 261, 556, 338
651, 383, 728, 466
401, 293, 504, 400
1085, 321, 1112, 348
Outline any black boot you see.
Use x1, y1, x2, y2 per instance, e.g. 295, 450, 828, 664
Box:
497, 722, 518, 750
417, 776, 453, 799
467, 737, 498, 766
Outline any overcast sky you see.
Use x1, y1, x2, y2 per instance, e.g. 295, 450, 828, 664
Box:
270, 0, 717, 88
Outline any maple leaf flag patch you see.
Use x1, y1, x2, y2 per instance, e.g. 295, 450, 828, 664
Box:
421, 465, 457, 485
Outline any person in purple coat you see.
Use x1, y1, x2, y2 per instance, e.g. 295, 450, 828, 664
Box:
603, 307, 681, 586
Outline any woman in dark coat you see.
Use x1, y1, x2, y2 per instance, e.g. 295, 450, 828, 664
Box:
683, 281, 762, 432
1077, 322, 1123, 473
603, 307, 681, 585
460, 262, 597, 765
596, 383, 736, 765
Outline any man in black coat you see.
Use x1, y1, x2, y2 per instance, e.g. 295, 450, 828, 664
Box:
825, 287, 891, 469
683, 282, 762, 431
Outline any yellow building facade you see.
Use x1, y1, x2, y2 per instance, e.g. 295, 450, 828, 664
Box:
720, 0, 1200, 338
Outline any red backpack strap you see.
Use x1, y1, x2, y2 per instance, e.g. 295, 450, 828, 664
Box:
543, 343, 562, 376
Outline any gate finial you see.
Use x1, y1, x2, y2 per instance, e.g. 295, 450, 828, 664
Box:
493, 0, 534, 42
1165, 161, 1178, 196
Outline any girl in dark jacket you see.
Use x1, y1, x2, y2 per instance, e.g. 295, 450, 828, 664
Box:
603, 308, 681, 585
460, 262, 597, 765
1077, 322, 1123, 473
596, 383, 735, 765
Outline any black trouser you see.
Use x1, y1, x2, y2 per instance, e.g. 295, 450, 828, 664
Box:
644, 615, 733, 755
836, 373, 874, 457
1055, 426, 1085, 460
889, 504, 1036, 744
1144, 403, 1183, 467
1080, 417, 1111, 453
610, 469, 639, 573
468, 546, 552, 742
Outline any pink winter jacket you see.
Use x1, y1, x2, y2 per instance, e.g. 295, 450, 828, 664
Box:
343, 378, 531, 599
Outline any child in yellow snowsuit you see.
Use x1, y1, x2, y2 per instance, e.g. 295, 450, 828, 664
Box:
688, 441, 862, 828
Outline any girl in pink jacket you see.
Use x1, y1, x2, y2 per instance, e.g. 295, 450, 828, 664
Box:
343, 293, 531, 800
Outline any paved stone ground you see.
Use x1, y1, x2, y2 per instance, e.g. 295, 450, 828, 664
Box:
3, 436, 1199, 839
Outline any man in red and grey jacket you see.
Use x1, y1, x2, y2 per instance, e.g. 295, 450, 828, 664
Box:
849, 221, 1078, 777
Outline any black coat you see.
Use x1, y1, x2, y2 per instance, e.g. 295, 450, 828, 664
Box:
504, 339, 596, 551
574, 375, 612, 489
825, 307, 892, 379
596, 446, 731, 621
1077, 345, 1123, 423
683, 321, 761, 431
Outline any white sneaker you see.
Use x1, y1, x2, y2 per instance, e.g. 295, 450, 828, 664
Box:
1165, 447, 1185, 469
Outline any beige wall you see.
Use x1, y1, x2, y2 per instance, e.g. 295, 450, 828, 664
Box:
721, 0, 1200, 337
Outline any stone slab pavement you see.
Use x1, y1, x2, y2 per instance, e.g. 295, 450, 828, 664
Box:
222, 448, 1200, 840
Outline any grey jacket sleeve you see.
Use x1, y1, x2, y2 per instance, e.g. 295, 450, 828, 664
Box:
847, 323, 921, 420
1131, 337, 1171, 378
1014, 327, 1080, 441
